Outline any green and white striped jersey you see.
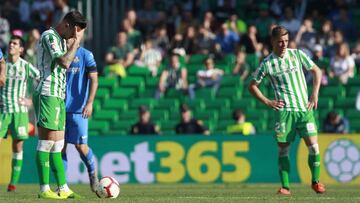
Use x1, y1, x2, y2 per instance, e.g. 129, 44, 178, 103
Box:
36, 28, 67, 99
0, 57, 40, 113
252, 49, 315, 112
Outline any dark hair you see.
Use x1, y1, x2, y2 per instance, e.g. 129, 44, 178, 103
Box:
232, 109, 244, 121
63, 11, 87, 29
138, 105, 149, 114
271, 26, 289, 39
180, 104, 190, 113
10, 35, 25, 48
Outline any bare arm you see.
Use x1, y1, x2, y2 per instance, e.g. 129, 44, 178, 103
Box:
248, 80, 284, 110
56, 39, 80, 69
181, 68, 188, 89
307, 65, 322, 110
82, 72, 98, 118
158, 70, 168, 92
0, 58, 6, 86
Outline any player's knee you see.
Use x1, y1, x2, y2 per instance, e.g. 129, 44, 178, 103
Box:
37, 140, 55, 152
278, 146, 290, 157
308, 143, 319, 155
50, 140, 65, 153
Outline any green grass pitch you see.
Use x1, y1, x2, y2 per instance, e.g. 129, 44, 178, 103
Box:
1, 184, 359, 202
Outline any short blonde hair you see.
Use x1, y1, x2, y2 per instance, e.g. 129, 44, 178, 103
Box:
271, 26, 289, 39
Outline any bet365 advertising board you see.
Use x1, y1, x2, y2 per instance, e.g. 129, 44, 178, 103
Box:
0, 134, 359, 184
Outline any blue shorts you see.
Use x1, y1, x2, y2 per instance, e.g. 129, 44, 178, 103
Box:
65, 113, 88, 144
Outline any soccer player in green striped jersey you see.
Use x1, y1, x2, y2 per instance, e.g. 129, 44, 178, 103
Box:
249, 26, 325, 195
0, 35, 40, 192
33, 11, 86, 199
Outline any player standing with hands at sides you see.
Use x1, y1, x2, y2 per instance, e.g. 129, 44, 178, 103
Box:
34, 11, 86, 199
249, 26, 325, 195
61, 45, 99, 192
0, 35, 40, 192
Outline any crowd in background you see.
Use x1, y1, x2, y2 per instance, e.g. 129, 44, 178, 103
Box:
0, 0, 359, 135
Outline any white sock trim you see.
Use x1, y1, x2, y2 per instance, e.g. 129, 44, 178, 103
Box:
13, 152, 23, 160
40, 184, 50, 192
37, 140, 55, 152
50, 140, 64, 153
308, 143, 320, 155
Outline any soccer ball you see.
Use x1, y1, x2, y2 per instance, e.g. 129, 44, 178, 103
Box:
95, 176, 120, 198
324, 139, 360, 183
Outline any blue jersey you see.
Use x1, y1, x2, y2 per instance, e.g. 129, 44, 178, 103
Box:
0, 49, 3, 59
65, 47, 97, 113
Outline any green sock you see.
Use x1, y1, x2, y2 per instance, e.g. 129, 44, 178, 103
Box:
278, 156, 290, 189
308, 154, 321, 183
50, 152, 66, 186
36, 151, 50, 185
10, 158, 23, 185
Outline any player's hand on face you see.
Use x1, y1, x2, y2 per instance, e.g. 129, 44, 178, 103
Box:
82, 103, 93, 118
268, 100, 285, 110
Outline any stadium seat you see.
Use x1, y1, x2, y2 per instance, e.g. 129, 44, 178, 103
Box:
112, 120, 134, 132
205, 98, 231, 109
103, 99, 128, 112
112, 87, 136, 99
106, 130, 127, 136
89, 120, 110, 134
93, 110, 119, 123
183, 98, 205, 111
151, 109, 169, 120
347, 77, 360, 86
188, 54, 207, 64
349, 120, 360, 133
120, 76, 145, 95
187, 63, 203, 75
232, 98, 256, 109
345, 109, 360, 119
252, 120, 267, 132
146, 77, 160, 88
218, 87, 242, 100
320, 86, 346, 99
246, 109, 268, 120
195, 110, 219, 122
220, 75, 243, 87
334, 98, 356, 109
159, 120, 178, 132
118, 110, 138, 120
216, 63, 231, 74
157, 98, 180, 110
127, 65, 151, 77
218, 108, 233, 120
217, 120, 233, 132
95, 88, 110, 101
347, 87, 359, 97
195, 88, 216, 99
98, 77, 118, 90
317, 98, 334, 110
129, 98, 158, 109
93, 99, 101, 112
246, 53, 260, 70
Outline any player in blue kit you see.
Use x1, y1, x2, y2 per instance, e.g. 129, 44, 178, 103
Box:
61, 46, 99, 191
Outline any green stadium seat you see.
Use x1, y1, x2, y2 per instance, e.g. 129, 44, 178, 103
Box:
232, 98, 256, 109
95, 88, 110, 101
205, 99, 231, 109
120, 76, 145, 94
157, 98, 180, 110
118, 110, 138, 120
151, 109, 169, 120
349, 120, 360, 133
317, 98, 334, 110
159, 120, 178, 131
195, 110, 219, 122
221, 75, 243, 87
252, 120, 267, 132
345, 109, 360, 119
218, 109, 233, 120
140, 87, 156, 97
129, 98, 158, 109
88, 130, 99, 136
93, 99, 101, 113
146, 77, 160, 88
320, 86, 346, 98
246, 109, 268, 120
196, 88, 216, 99
188, 75, 197, 84
347, 87, 359, 97
218, 87, 242, 100
246, 53, 259, 70
112, 88, 136, 99
188, 54, 207, 64
93, 110, 118, 123
203, 120, 216, 132
88, 120, 110, 133
112, 120, 134, 132
98, 77, 118, 90
106, 130, 127, 136
103, 99, 128, 112
216, 63, 231, 74
334, 98, 356, 109
347, 77, 360, 86
187, 63, 203, 75
127, 65, 151, 77
183, 98, 205, 111
217, 120, 233, 132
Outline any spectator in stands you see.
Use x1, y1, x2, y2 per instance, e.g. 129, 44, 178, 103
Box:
238, 24, 262, 55
326, 29, 344, 58
178, 10, 198, 35
152, 26, 169, 56
329, 42, 355, 84
52, 0, 70, 27
279, 6, 301, 38
323, 111, 350, 134
182, 25, 198, 56
155, 53, 194, 99
316, 20, 334, 55
196, 57, 224, 94
213, 0, 236, 23
311, 44, 329, 85
134, 38, 162, 76
166, 3, 182, 38
226, 109, 255, 135
332, 7, 356, 41
121, 18, 142, 49
295, 18, 317, 53
31, 0, 54, 31
202, 11, 216, 32
24, 28, 40, 66
196, 25, 216, 55
130, 105, 160, 135
232, 51, 250, 81
255, 3, 275, 43
226, 13, 247, 36
0, 13, 10, 50
216, 23, 240, 54
104, 31, 135, 78
351, 41, 360, 74
169, 33, 186, 57
137, 0, 164, 35
175, 104, 209, 135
